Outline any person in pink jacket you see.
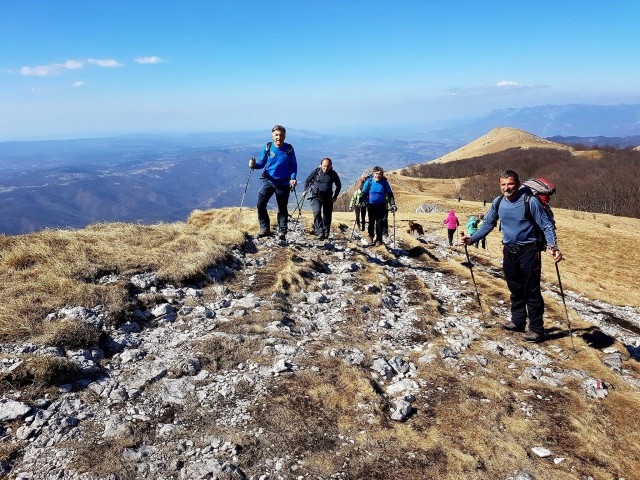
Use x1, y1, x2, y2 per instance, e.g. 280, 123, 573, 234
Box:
443, 210, 459, 246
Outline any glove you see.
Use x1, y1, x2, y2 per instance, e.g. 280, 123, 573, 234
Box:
390, 205, 397, 212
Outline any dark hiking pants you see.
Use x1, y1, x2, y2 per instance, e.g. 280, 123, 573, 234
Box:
367, 203, 386, 242
503, 244, 544, 334
257, 179, 290, 234
354, 205, 366, 230
447, 228, 456, 246
310, 197, 333, 235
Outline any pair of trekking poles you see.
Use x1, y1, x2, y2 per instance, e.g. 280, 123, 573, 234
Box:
460, 231, 575, 351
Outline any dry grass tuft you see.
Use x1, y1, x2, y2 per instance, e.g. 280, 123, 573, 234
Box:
196, 334, 263, 372
34, 320, 101, 349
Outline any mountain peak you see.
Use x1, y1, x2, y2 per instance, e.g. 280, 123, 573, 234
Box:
432, 126, 573, 164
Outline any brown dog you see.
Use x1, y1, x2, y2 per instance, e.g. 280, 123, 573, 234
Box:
407, 220, 424, 236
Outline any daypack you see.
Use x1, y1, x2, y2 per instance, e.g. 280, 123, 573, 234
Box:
494, 177, 556, 251
265, 141, 293, 157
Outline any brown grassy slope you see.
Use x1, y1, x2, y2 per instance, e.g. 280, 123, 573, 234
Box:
366, 172, 640, 307
0, 208, 250, 341
430, 127, 573, 164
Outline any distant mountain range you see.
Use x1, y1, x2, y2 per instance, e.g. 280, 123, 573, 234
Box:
424, 103, 640, 143
2, 103, 640, 235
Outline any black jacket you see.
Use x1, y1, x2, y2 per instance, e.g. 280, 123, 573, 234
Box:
304, 167, 342, 200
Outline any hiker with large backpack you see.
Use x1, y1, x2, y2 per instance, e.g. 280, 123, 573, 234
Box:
466, 215, 479, 248
302, 157, 342, 240
359, 166, 397, 247
249, 125, 298, 241
460, 170, 562, 343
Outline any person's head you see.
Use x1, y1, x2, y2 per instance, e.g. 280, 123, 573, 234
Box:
499, 169, 521, 200
271, 125, 286, 147
372, 166, 384, 181
321, 157, 332, 173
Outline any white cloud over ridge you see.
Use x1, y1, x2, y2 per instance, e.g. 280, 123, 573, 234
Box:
73, 81, 84, 88
134, 56, 166, 64
87, 58, 124, 68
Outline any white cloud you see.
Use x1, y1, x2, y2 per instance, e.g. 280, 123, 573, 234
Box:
497, 80, 521, 87
134, 56, 166, 64
20, 59, 83, 76
87, 58, 124, 68
73, 81, 85, 88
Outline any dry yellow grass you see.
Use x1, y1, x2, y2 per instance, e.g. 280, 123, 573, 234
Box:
0, 208, 247, 341
343, 172, 640, 308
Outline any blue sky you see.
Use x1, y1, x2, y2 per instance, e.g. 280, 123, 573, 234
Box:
2, 0, 639, 141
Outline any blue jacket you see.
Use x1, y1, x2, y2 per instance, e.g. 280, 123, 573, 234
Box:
254, 142, 297, 185
361, 177, 395, 206
471, 189, 557, 247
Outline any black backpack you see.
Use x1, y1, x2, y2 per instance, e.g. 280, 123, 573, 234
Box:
494, 178, 556, 251
265, 141, 293, 157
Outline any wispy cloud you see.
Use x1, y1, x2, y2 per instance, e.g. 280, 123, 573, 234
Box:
134, 56, 166, 64
20, 60, 83, 77
73, 81, 85, 88
87, 58, 124, 68
447, 81, 547, 97
497, 80, 522, 87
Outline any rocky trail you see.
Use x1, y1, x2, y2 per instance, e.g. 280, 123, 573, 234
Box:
1, 219, 640, 479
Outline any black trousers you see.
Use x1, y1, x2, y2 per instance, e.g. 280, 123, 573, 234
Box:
354, 205, 366, 230
310, 197, 333, 235
503, 244, 544, 334
367, 203, 386, 242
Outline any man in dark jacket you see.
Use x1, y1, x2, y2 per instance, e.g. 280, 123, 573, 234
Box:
460, 170, 563, 343
303, 158, 341, 240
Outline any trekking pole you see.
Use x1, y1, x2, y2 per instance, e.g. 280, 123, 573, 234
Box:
237, 165, 253, 219
290, 186, 303, 234
392, 209, 396, 248
461, 231, 485, 321
294, 191, 307, 227
349, 217, 358, 240
555, 262, 576, 352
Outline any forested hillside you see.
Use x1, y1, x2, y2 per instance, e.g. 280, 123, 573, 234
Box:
401, 147, 640, 218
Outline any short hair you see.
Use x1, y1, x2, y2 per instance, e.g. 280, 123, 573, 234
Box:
500, 169, 520, 182
321, 157, 332, 166
372, 165, 384, 174
272, 124, 286, 134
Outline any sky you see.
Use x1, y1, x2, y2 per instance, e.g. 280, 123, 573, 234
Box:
2, 0, 640, 141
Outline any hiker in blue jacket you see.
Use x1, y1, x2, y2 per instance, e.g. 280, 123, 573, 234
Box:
460, 170, 562, 343
249, 125, 297, 240
359, 166, 396, 246
303, 157, 342, 240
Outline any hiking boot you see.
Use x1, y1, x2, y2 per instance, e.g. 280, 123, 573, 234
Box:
374, 240, 383, 247
368, 236, 374, 244
258, 228, 271, 237
500, 321, 525, 332
319, 232, 327, 240
523, 331, 546, 343
278, 232, 286, 241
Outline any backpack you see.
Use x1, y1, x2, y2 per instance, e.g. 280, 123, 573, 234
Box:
494, 177, 556, 251
265, 141, 293, 157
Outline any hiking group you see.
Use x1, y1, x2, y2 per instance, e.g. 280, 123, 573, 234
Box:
248, 125, 397, 247
246, 128, 564, 343
461, 169, 563, 343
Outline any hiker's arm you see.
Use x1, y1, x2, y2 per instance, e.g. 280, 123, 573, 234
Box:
332, 171, 342, 199
530, 198, 559, 249
253, 145, 268, 169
